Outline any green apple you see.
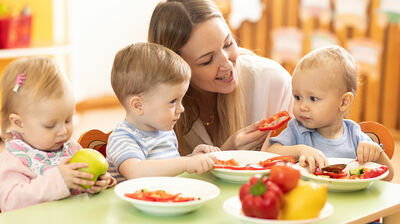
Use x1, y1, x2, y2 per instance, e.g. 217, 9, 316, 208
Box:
70, 148, 109, 189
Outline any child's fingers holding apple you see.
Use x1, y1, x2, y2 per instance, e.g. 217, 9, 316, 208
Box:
86, 173, 113, 194
58, 158, 95, 191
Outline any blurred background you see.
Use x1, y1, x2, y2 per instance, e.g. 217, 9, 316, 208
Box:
0, 0, 399, 182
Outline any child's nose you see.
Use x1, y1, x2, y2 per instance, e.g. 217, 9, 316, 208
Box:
176, 102, 185, 114
300, 101, 309, 111
58, 125, 68, 135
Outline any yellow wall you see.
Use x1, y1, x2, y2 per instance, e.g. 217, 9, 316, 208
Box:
2, 0, 53, 43
0, 0, 53, 72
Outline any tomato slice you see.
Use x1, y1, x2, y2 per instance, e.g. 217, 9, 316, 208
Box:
258, 156, 296, 168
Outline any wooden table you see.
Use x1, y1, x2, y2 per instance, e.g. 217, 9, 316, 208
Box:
1, 173, 400, 224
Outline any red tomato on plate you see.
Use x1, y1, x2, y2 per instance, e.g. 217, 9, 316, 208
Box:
269, 163, 301, 193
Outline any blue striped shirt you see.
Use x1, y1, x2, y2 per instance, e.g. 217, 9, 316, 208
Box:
106, 120, 180, 182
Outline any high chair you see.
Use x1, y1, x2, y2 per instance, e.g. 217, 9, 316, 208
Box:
77, 129, 111, 158
359, 121, 394, 159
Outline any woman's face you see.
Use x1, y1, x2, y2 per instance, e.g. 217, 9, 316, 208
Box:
179, 17, 239, 94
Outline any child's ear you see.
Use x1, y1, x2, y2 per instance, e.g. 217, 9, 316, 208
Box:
9, 113, 24, 132
128, 96, 144, 115
340, 92, 354, 112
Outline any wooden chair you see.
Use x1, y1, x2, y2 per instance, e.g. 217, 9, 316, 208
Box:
359, 121, 394, 159
77, 129, 111, 158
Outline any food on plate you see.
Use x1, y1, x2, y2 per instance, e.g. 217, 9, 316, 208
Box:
213, 156, 296, 170
239, 164, 327, 220
215, 158, 239, 166
280, 180, 327, 220
239, 176, 284, 219
259, 111, 291, 131
258, 156, 296, 169
269, 163, 301, 193
313, 165, 388, 179
124, 189, 198, 202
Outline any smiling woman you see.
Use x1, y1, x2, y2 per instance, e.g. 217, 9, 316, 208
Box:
148, 0, 293, 155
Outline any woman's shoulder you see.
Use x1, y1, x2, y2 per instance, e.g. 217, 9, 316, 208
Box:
238, 53, 289, 73
237, 53, 291, 82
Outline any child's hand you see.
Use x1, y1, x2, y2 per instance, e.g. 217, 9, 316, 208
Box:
184, 154, 216, 174
357, 142, 383, 164
192, 144, 220, 154
86, 172, 114, 194
297, 145, 328, 173
58, 157, 95, 192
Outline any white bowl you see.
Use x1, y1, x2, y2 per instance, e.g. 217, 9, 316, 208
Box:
299, 158, 389, 192
114, 177, 220, 216
223, 196, 334, 224
210, 150, 281, 183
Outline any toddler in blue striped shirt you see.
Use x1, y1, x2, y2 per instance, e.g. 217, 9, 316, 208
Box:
107, 42, 219, 182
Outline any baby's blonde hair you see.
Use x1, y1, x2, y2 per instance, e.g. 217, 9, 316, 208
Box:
1, 57, 67, 138
294, 46, 359, 94
111, 42, 191, 106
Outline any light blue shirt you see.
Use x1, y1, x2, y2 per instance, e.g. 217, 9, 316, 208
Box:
106, 120, 180, 182
269, 119, 374, 158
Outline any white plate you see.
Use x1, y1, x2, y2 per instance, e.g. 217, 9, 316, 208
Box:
114, 177, 220, 216
210, 150, 281, 183
299, 158, 389, 192
223, 196, 333, 224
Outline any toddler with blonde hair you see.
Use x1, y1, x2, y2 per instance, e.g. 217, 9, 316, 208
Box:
0, 57, 113, 212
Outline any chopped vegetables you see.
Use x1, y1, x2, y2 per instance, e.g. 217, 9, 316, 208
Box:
313, 165, 388, 179
213, 156, 296, 170
125, 189, 198, 202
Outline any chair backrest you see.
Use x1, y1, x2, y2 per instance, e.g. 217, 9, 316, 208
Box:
77, 129, 111, 158
359, 121, 394, 159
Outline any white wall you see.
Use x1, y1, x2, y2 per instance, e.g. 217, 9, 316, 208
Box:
69, 0, 161, 101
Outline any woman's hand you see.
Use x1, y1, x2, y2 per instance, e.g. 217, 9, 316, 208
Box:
192, 144, 220, 154
57, 157, 94, 192
297, 145, 328, 173
220, 120, 268, 150
356, 142, 383, 164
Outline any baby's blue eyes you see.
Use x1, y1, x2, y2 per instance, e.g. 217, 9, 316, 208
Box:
293, 95, 318, 102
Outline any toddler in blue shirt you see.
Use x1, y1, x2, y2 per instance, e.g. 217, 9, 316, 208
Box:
107, 43, 219, 182
262, 46, 393, 181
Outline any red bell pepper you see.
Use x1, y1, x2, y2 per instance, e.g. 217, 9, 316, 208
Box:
359, 166, 388, 179
258, 156, 296, 169
239, 175, 284, 219
259, 111, 291, 131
